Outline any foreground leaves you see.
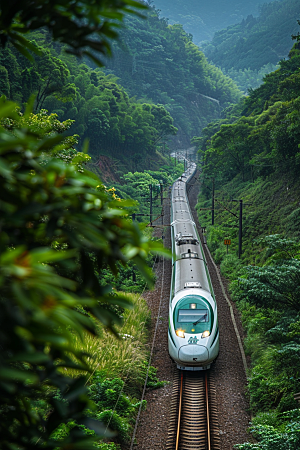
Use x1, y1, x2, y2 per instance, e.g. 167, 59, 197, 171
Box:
0, 99, 168, 449
0, 0, 147, 65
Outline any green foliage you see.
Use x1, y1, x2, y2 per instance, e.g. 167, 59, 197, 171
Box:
248, 364, 284, 412
232, 237, 300, 415
0, 99, 168, 449
97, 411, 129, 444
0, 0, 147, 66
195, 35, 300, 186
0, 4, 241, 164
220, 254, 243, 281
90, 375, 135, 415
239, 261, 300, 311
234, 410, 300, 449
251, 411, 280, 429
143, 363, 166, 389
104, 7, 241, 142
202, 0, 300, 73
51, 421, 121, 449
238, 236, 300, 311
0, 31, 179, 174
99, 259, 153, 293
197, 178, 300, 446
224, 64, 279, 95
112, 162, 184, 224
67, 291, 152, 391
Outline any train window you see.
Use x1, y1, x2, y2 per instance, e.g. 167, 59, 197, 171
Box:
181, 251, 199, 259
176, 238, 199, 246
178, 309, 209, 323
173, 295, 213, 334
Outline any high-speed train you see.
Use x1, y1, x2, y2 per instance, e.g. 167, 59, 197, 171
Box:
168, 162, 219, 370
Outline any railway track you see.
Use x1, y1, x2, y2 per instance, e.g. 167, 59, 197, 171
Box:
166, 371, 221, 450
165, 169, 221, 450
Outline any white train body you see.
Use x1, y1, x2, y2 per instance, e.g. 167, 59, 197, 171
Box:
168, 163, 219, 370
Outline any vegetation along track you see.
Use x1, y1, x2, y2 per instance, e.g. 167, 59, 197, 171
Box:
166, 371, 221, 450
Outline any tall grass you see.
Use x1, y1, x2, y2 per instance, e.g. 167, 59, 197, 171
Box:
68, 292, 151, 387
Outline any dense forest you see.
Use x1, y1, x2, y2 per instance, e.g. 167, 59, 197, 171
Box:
202, 0, 300, 92
2, 0, 300, 449
103, 6, 241, 145
152, 0, 271, 44
0, 32, 179, 175
0, 5, 241, 161
195, 39, 300, 187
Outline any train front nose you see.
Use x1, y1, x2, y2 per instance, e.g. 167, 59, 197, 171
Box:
178, 344, 209, 364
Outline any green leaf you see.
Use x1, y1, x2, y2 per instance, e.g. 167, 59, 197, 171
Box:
0, 367, 39, 383
11, 40, 35, 63
9, 352, 50, 364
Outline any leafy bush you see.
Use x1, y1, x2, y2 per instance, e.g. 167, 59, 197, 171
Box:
89, 374, 140, 417
220, 253, 243, 280
248, 365, 283, 412
206, 226, 227, 253
251, 411, 281, 429
143, 363, 166, 389
96, 411, 130, 445
234, 410, 300, 450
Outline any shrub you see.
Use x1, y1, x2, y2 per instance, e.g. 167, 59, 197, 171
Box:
89, 374, 139, 417
248, 365, 283, 412
220, 253, 243, 280
96, 411, 130, 444
251, 411, 280, 428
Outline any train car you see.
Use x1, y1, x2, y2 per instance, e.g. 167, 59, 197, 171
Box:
168, 162, 219, 370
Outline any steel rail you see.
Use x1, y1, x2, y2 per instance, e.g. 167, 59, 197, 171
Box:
175, 371, 184, 450
205, 372, 211, 450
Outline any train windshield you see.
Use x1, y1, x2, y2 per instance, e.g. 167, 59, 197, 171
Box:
174, 295, 213, 334
178, 309, 209, 323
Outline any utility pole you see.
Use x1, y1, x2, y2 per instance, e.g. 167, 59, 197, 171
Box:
149, 184, 153, 226
212, 178, 215, 226
232, 198, 252, 258
160, 181, 163, 205
239, 199, 243, 259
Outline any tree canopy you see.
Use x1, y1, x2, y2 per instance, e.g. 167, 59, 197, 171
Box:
104, 6, 241, 143
194, 38, 300, 185
0, 0, 147, 65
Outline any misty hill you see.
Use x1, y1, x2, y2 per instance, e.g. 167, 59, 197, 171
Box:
151, 0, 277, 45
202, 0, 300, 71
198, 0, 300, 93
104, 6, 241, 147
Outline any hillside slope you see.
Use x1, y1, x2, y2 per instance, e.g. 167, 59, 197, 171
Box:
202, 0, 300, 72
104, 6, 241, 146
152, 0, 275, 45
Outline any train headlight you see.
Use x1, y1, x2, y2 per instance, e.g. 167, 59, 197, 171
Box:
202, 330, 210, 338
176, 329, 185, 338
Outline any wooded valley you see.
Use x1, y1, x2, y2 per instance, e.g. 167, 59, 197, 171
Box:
1, 0, 300, 449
